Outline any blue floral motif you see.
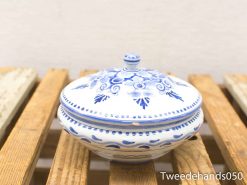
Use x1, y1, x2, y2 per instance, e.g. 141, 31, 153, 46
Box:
166, 91, 183, 102
149, 139, 160, 143
94, 94, 110, 104
168, 76, 188, 87
173, 134, 183, 139
106, 145, 120, 149
133, 82, 146, 89
134, 97, 150, 109
73, 84, 88, 90
73, 68, 187, 109
69, 127, 78, 134
92, 135, 102, 141
90, 80, 98, 88
122, 140, 135, 145
138, 145, 150, 149
80, 138, 91, 143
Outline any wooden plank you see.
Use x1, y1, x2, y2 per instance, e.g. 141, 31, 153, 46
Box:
0, 69, 68, 185
224, 74, 247, 120
172, 133, 220, 185
0, 68, 37, 141
46, 131, 90, 185
189, 75, 247, 185
110, 161, 158, 185
0, 67, 15, 73
46, 70, 96, 185
169, 73, 219, 185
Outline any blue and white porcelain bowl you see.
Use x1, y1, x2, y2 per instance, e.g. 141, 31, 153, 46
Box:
57, 54, 203, 162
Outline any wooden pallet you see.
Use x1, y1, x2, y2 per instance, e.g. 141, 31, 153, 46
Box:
0, 68, 246, 185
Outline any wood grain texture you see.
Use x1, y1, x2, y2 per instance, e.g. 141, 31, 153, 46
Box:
46, 131, 90, 185
46, 70, 96, 185
0, 69, 68, 185
172, 133, 220, 185
110, 161, 158, 185
189, 75, 247, 185
224, 74, 247, 118
0, 68, 37, 140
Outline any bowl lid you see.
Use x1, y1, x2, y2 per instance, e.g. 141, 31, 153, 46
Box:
60, 54, 202, 126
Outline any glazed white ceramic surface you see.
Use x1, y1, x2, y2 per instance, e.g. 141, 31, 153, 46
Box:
57, 54, 203, 162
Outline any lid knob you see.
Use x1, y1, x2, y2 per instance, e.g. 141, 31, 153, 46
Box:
124, 53, 140, 71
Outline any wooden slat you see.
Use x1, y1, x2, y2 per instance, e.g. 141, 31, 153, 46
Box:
0, 68, 37, 141
172, 133, 220, 185
224, 74, 247, 118
110, 161, 158, 185
46, 131, 90, 185
0, 67, 15, 73
168, 73, 219, 185
0, 69, 68, 185
46, 70, 97, 185
109, 144, 157, 181
189, 75, 247, 185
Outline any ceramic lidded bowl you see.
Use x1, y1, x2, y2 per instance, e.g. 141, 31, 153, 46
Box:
57, 54, 203, 162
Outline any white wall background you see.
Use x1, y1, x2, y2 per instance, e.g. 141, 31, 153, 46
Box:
0, 0, 247, 81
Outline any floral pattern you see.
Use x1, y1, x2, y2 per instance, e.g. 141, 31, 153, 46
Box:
94, 94, 110, 104
73, 68, 187, 109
